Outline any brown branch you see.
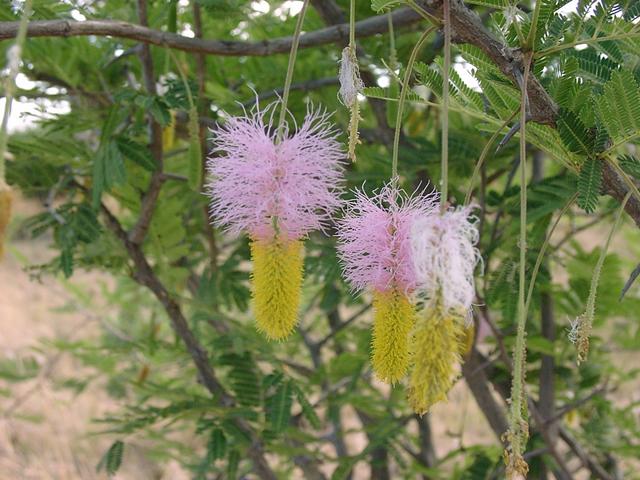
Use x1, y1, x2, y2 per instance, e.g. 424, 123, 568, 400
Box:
0, 8, 422, 56
559, 427, 614, 480
128, 0, 164, 245
461, 346, 509, 440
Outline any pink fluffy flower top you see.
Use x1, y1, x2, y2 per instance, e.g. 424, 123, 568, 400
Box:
207, 103, 345, 241
337, 181, 438, 293
410, 205, 480, 312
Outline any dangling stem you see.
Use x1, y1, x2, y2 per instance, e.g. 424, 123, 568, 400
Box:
506, 52, 532, 478
440, 0, 451, 213
275, 0, 310, 143
523, 192, 578, 315
387, 11, 398, 71
349, 0, 356, 48
391, 27, 435, 182
574, 190, 631, 363
0, 0, 32, 187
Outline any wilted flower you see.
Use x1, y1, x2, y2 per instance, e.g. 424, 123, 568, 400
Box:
338, 46, 364, 162
207, 102, 344, 340
407, 205, 480, 413
407, 304, 464, 415
411, 205, 480, 314
337, 181, 437, 383
338, 46, 364, 108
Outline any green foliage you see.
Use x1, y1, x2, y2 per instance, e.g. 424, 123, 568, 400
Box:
577, 158, 602, 213
97, 440, 124, 477
557, 108, 594, 155
266, 379, 293, 433
595, 70, 640, 145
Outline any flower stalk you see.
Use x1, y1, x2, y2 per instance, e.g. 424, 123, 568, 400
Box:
505, 52, 532, 479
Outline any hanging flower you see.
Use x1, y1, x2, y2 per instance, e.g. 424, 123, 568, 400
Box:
407, 304, 465, 414
407, 205, 480, 414
337, 181, 437, 383
338, 46, 364, 162
207, 103, 344, 340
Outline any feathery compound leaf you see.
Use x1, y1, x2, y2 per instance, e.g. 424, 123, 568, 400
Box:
115, 136, 156, 171
577, 158, 602, 213
208, 428, 227, 461
293, 384, 321, 429
595, 69, 640, 143
227, 449, 240, 479
619, 154, 640, 179
92, 141, 126, 208
267, 380, 293, 433
557, 108, 594, 155
221, 353, 261, 406
96, 440, 124, 476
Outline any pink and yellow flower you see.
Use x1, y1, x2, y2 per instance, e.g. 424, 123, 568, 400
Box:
207, 103, 344, 340
337, 181, 437, 383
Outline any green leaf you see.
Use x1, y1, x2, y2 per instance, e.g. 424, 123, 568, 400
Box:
0, 356, 40, 382
149, 97, 172, 126
115, 136, 156, 171
595, 69, 640, 144
577, 158, 602, 213
60, 248, 74, 278
96, 440, 124, 476
619, 154, 640, 179
293, 384, 321, 429
208, 428, 227, 461
223, 353, 261, 407
72, 203, 102, 243
227, 449, 240, 478
557, 108, 594, 155
267, 380, 293, 433
92, 141, 126, 207
100, 106, 122, 145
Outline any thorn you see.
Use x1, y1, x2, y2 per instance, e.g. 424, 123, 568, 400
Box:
496, 114, 532, 151
620, 261, 640, 301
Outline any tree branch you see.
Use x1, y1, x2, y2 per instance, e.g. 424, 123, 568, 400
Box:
128, 0, 164, 245
0, 8, 422, 56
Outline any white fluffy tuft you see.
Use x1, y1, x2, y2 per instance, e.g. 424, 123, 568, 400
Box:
410, 206, 480, 313
338, 47, 364, 107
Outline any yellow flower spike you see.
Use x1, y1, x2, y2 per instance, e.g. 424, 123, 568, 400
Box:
250, 237, 303, 341
459, 324, 475, 358
162, 110, 176, 151
0, 186, 13, 260
408, 305, 465, 415
371, 289, 415, 384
